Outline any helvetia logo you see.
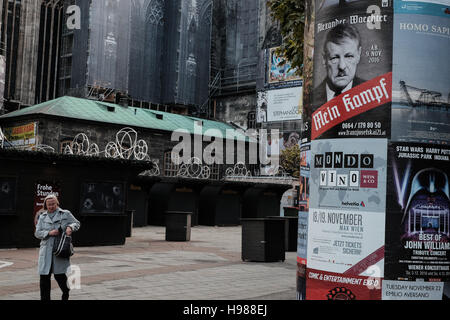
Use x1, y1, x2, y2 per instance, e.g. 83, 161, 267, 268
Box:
341, 201, 360, 207
327, 287, 356, 300
341, 201, 366, 208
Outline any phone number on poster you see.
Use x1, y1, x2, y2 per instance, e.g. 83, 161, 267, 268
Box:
341, 122, 382, 130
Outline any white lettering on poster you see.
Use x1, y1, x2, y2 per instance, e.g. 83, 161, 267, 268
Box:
267, 87, 302, 122
307, 208, 385, 274
382, 280, 444, 300
36, 184, 59, 197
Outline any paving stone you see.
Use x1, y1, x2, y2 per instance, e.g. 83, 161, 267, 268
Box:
0, 226, 297, 300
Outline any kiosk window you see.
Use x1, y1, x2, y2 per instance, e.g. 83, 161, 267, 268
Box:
0, 178, 17, 213
80, 182, 125, 214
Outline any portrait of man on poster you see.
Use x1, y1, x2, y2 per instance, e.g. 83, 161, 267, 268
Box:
314, 23, 365, 108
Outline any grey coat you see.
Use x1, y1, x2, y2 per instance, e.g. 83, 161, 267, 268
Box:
35, 208, 81, 275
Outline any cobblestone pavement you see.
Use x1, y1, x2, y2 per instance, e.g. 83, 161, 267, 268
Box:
0, 226, 297, 300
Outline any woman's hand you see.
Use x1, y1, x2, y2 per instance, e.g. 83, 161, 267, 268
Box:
48, 229, 60, 237
66, 227, 73, 236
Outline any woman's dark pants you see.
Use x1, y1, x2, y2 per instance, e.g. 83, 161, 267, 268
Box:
40, 273, 70, 300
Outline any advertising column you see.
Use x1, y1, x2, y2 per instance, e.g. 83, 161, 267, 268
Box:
297, 141, 310, 299
296, 0, 315, 299
301, 0, 393, 300
300, 0, 450, 300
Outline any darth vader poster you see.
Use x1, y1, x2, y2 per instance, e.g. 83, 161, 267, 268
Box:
385, 142, 450, 282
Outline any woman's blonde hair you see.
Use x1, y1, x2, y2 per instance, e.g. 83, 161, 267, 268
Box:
43, 194, 59, 210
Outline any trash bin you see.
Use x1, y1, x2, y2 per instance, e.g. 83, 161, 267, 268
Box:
165, 211, 192, 241
241, 218, 285, 262
283, 206, 299, 217
125, 210, 134, 238
267, 216, 298, 252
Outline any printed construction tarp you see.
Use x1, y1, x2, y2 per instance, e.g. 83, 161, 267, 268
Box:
80, 0, 213, 107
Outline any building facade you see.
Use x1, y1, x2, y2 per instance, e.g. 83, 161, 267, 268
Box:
0, 0, 215, 116
209, 0, 260, 129
0, 0, 41, 111
61, 0, 214, 115
0, 0, 290, 126
0, 95, 255, 179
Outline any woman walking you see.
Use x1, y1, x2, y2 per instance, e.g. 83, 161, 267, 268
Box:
35, 194, 80, 300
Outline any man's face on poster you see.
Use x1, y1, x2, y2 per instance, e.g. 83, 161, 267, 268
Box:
323, 37, 361, 91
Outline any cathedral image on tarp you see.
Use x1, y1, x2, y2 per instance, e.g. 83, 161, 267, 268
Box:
0, 0, 262, 116
68, 0, 213, 109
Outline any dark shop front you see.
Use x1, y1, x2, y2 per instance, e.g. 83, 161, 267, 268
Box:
0, 96, 294, 249
0, 149, 292, 249
0, 149, 151, 248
